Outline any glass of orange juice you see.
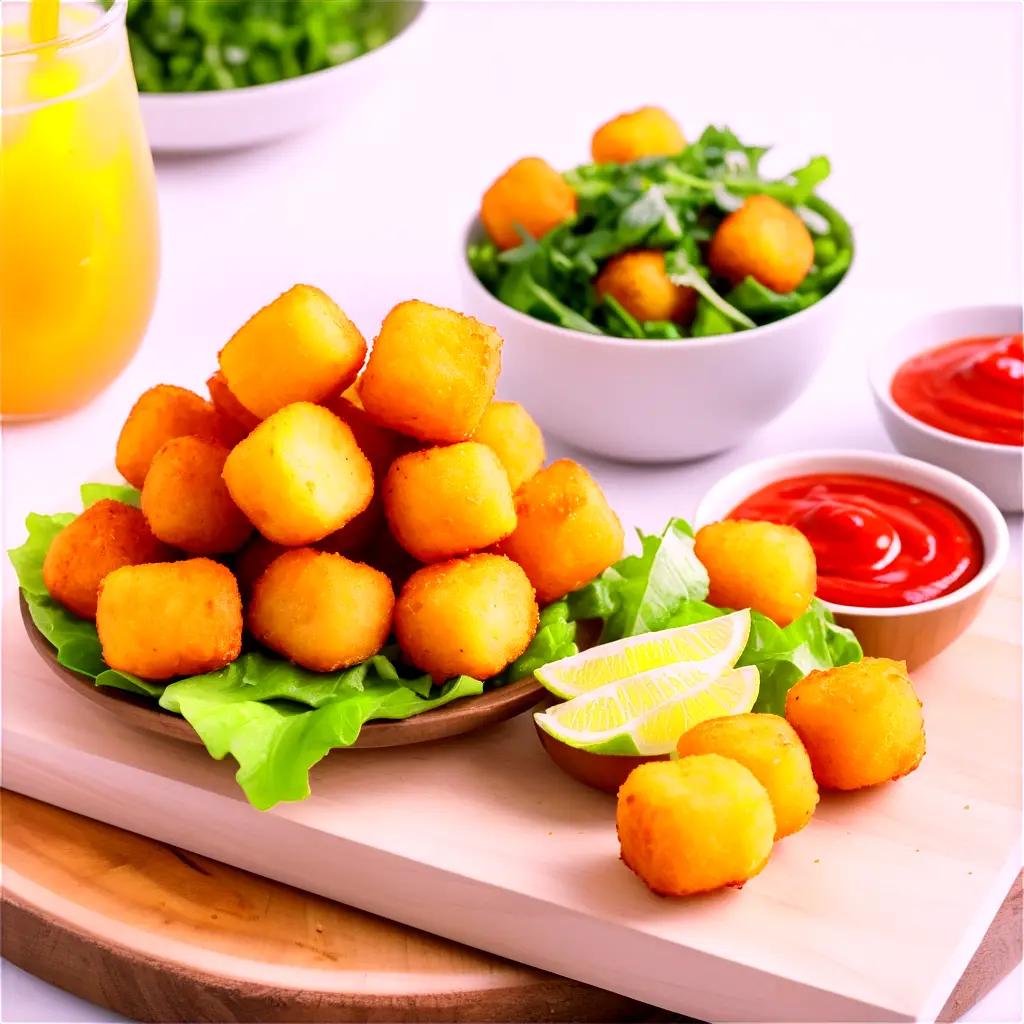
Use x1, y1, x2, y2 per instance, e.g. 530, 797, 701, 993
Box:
1, 0, 160, 419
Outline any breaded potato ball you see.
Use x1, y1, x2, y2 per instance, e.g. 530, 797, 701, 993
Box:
383, 442, 516, 562
219, 285, 367, 419
222, 402, 374, 546
42, 499, 172, 620
323, 394, 408, 479
358, 301, 501, 443
115, 384, 225, 488
591, 107, 685, 165
785, 658, 926, 791
676, 714, 819, 839
206, 371, 259, 444
249, 549, 394, 672
595, 250, 697, 325
497, 460, 624, 604
481, 157, 577, 250
695, 520, 816, 627
470, 401, 546, 492
96, 559, 242, 679
708, 195, 814, 294
616, 756, 775, 896
233, 535, 289, 597
395, 554, 539, 683
141, 436, 252, 555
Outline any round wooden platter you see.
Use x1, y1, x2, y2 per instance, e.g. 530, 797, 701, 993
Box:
19, 594, 552, 749
0, 791, 664, 1023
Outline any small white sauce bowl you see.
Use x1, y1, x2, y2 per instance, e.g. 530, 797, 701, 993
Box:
868, 304, 1023, 513
459, 217, 855, 464
694, 449, 1010, 668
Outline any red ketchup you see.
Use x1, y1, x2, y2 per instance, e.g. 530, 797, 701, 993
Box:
891, 334, 1024, 446
730, 473, 983, 608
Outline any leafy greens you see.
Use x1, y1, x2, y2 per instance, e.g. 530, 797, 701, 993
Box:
468, 125, 853, 340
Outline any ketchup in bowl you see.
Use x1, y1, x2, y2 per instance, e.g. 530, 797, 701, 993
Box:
891, 334, 1024, 446
730, 474, 983, 608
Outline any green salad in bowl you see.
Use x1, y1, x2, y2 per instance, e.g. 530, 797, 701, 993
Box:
468, 108, 853, 341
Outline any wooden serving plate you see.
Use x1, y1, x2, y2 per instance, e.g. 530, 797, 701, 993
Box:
20, 593, 550, 749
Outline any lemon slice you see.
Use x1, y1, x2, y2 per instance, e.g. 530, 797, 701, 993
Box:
535, 665, 760, 756
536, 609, 750, 699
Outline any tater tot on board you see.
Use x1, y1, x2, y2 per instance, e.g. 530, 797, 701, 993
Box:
222, 402, 374, 546
249, 549, 395, 673
595, 250, 697, 325
497, 459, 624, 604
616, 756, 775, 896
785, 658, 925, 791
480, 157, 577, 250
591, 107, 685, 165
115, 384, 225, 489
42, 499, 172, 620
96, 559, 242, 679
141, 436, 252, 555
395, 554, 538, 683
695, 520, 816, 627
471, 401, 546, 492
219, 284, 367, 419
383, 442, 516, 563
358, 301, 501, 443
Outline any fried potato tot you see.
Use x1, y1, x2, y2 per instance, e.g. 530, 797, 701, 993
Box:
358, 301, 501, 443
115, 384, 225, 488
695, 520, 816, 627
96, 559, 242, 679
141, 436, 252, 555
42, 499, 172, 620
676, 714, 818, 839
786, 658, 925, 791
595, 250, 697, 325
708, 195, 814, 294
471, 401, 546, 492
248, 549, 394, 672
616, 756, 775, 896
383, 442, 516, 562
395, 553, 538, 683
497, 460, 623, 604
591, 106, 685, 165
480, 156, 577, 250
219, 285, 367, 419
323, 395, 408, 479
206, 370, 259, 443
233, 535, 289, 598
223, 402, 374, 546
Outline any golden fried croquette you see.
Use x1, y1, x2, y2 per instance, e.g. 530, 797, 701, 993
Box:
233, 535, 289, 597
115, 384, 225, 489
395, 553, 538, 683
96, 559, 242, 679
206, 370, 259, 444
595, 250, 697, 325
383, 442, 516, 562
358, 301, 501, 443
591, 107, 685, 165
616, 756, 775, 896
676, 714, 819, 839
695, 520, 816, 627
141, 436, 252, 555
42, 499, 172, 620
322, 394, 408, 479
497, 460, 623, 604
708, 195, 814, 294
480, 157, 577, 250
222, 402, 374, 546
248, 549, 394, 672
785, 658, 925, 791
219, 285, 367, 419
471, 401, 546, 492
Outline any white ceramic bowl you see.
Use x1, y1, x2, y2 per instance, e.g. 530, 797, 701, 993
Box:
868, 304, 1023, 513
459, 219, 854, 463
140, 2, 423, 153
694, 449, 1010, 668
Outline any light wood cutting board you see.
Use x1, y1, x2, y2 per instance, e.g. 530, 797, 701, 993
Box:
2, 572, 1021, 1022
